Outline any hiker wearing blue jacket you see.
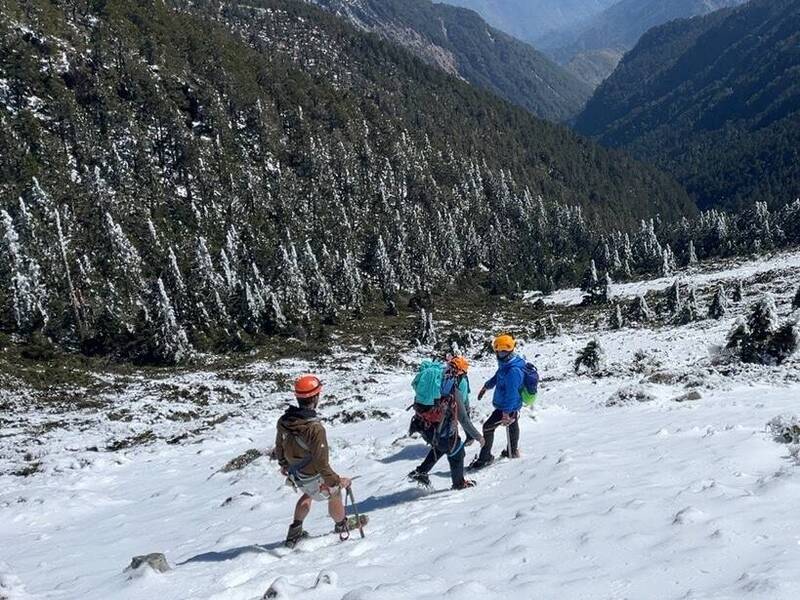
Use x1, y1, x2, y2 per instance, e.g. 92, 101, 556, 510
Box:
469, 334, 524, 470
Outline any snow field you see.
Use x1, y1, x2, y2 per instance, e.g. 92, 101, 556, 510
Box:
2, 252, 800, 599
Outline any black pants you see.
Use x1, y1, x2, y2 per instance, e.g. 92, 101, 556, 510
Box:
478, 409, 519, 461
417, 436, 465, 488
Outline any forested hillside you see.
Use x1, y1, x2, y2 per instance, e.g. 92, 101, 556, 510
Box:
539, 0, 746, 86
0, 0, 693, 363
575, 0, 800, 210
307, 0, 591, 122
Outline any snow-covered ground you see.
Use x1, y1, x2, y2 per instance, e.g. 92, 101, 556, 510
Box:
534, 249, 800, 306
2, 253, 800, 600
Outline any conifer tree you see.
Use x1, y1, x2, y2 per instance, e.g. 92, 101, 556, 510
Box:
660, 245, 676, 277
665, 280, 683, 314
300, 241, 337, 324
151, 278, 192, 364
747, 294, 779, 346
629, 294, 653, 323
375, 235, 399, 304
418, 308, 437, 346
726, 317, 750, 353
189, 235, 229, 329
581, 259, 599, 293
732, 279, 744, 303
265, 291, 288, 334
793, 286, 800, 310
0, 209, 48, 333
574, 339, 605, 374
708, 284, 729, 320
677, 285, 700, 324
611, 304, 624, 330
687, 240, 698, 266
766, 321, 799, 364
275, 243, 310, 325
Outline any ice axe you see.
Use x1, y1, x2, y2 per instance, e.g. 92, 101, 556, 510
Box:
346, 486, 366, 539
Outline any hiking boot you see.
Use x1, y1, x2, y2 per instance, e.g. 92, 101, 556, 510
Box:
284, 522, 308, 548
467, 455, 494, 471
408, 469, 431, 487
452, 479, 477, 490
500, 449, 521, 459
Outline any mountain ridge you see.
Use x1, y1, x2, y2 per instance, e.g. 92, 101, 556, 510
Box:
575, 0, 800, 210
306, 0, 592, 122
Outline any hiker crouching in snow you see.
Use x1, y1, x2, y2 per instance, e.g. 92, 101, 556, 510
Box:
469, 335, 525, 470
408, 356, 484, 490
274, 374, 352, 547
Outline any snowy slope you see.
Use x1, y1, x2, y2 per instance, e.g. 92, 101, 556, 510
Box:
535, 249, 800, 306
2, 254, 800, 600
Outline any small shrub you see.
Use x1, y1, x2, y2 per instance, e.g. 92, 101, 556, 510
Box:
574, 339, 605, 374
767, 415, 800, 444
606, 384, 656, 407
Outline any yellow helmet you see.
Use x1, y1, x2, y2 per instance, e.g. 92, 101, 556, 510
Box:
492, 334, 516, 353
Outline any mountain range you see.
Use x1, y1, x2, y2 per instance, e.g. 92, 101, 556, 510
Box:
306, 0, 592, 121
575, 0, 800, 210
446, 0, 748, 88
442, 0, 618, 45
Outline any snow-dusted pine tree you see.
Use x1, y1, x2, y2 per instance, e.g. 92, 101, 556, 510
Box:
687, 240, 698, 266
582, 264, 610, 306
708, 285, 729, 320
375, 235, 399, 304
418, 309, 437, 346
726, 317, 750, 353
275, 243, 310, 325
266, 291, 288, 333
766, 321, 800, 364
665, 280, 683, 314
660, 245, 676, 277
728, 294, 780, 363
629, 294, 653, 323
732, 279, 744, 303
300, 241, 337, 324
581, 260, 599, 293
0, 209, 48, 333
151, 278, 192, 364
677, 285, 700, 324
574, 339, 606, 374
747, 294, 779, 346
610, 304, 624, 330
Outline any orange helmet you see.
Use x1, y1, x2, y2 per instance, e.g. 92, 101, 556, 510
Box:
492, 334, 516, 352
450, 356, 469, 373
294, 374, 323, 399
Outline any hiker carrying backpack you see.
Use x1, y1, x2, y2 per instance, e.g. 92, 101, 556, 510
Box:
469, 334, 537, 470
274, 375, 359, 547
408, 357, 484, 490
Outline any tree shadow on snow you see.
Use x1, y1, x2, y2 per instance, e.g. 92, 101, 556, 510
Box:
377, 444, 430, 464
178, 542, 284, 565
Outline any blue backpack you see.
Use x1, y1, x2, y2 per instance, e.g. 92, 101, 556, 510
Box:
521, 363, 539, 407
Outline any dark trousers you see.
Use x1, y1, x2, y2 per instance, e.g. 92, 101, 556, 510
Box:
417, 436, 465, 487
478, 409, 519, 461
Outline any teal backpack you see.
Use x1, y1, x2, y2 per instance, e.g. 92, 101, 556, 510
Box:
411, 360, 446, 406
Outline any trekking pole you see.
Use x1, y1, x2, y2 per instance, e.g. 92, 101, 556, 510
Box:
506, 425, 511, 460
346, 486, 366, 539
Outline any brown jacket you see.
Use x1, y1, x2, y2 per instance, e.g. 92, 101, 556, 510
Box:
274, 405, 340, 487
